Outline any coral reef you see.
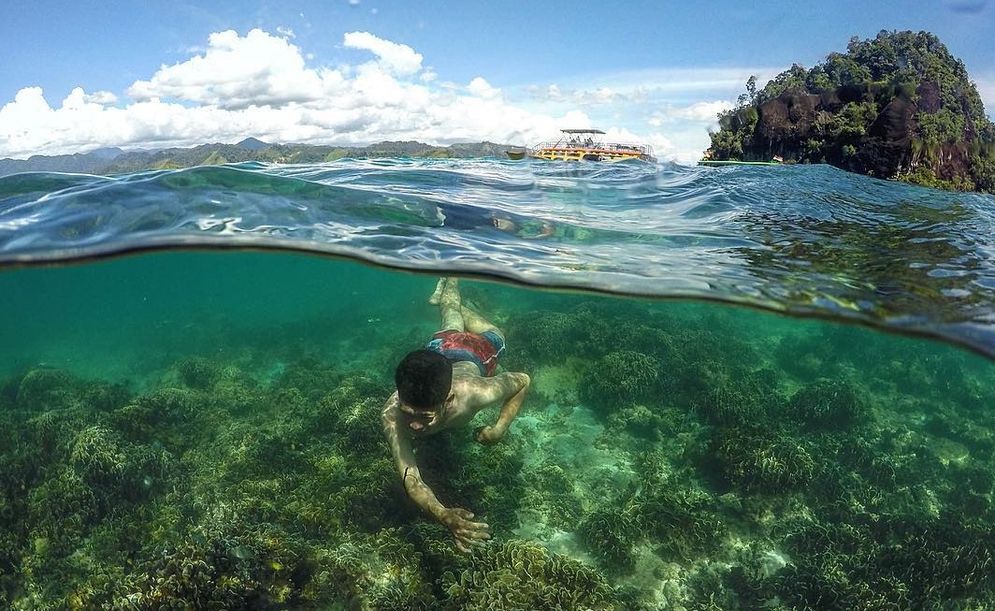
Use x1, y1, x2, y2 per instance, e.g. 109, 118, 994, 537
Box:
440, 540, 624, 610
3, 279, 995, 609
578, 508, 641, 574
578, 350, 661, 414
787, 378, 868, 430
710, 425, 816, 492
634, 484, 726, 562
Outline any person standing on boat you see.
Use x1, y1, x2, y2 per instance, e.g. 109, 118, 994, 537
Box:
381, 278, 531, 551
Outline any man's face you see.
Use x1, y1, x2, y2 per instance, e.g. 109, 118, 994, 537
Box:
396, 371, 454, 432
399, 400, 445, 432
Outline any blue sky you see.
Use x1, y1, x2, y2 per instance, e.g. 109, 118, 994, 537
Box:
1, 0, 993, 161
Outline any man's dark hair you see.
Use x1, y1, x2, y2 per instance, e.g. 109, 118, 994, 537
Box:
395, 349, 453, 409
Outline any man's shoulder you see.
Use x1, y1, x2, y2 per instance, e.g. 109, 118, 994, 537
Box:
453, 370, 527, 405
381, 392, 400, 418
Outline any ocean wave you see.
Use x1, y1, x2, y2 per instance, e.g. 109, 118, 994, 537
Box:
2, 158, 995, 357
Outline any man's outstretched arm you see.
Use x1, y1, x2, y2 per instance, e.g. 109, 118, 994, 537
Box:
381, 396, 490, 551
475, 372, 530, 445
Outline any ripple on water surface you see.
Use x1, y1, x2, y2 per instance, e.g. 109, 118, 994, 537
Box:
2, 158, 995, 356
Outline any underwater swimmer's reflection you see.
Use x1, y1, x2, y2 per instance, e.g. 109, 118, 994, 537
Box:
437, 202, 555, 238
381, 278, 531, 551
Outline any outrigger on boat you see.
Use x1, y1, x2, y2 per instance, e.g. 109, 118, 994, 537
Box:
698, 153, 784, 167
505, 129, 656, 162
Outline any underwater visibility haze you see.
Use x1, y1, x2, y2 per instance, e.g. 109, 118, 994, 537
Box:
3, 159, 995, 609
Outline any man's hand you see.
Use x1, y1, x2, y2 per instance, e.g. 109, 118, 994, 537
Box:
474, 425, 503, 445
440, 507, 490, 552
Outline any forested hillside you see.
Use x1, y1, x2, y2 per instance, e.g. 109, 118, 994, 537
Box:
706, 31, 995, 192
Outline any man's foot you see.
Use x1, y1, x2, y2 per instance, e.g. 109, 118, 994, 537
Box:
428, 278, 447, 305
439, 277, 461, 308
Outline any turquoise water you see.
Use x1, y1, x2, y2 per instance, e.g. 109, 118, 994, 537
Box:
4, 159, 995, 355
2, 160, 995, 609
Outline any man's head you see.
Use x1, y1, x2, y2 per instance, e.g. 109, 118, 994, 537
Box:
395, 349, 453, 413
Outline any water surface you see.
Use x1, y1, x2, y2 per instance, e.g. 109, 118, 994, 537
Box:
2, 160, 995, 609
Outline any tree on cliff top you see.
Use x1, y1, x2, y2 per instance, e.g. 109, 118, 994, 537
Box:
707, 30, 995, 193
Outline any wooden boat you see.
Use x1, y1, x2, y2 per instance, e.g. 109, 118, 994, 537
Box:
507, 129, 656, 162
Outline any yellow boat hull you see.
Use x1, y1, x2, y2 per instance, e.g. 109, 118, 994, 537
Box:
530, 146, 654, 162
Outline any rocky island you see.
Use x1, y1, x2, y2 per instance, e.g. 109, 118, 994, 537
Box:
705, 30, 995, 193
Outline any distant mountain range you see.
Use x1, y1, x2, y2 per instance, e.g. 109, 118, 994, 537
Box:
0, 138, 515, 177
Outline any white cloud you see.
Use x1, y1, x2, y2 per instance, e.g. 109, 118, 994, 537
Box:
0, 28, 733, 163
127, 29, 340, 110
64, 87, 118, 107
467, 77, 500, 99
650, 100, 733, 126
276, 26, 295, 39
342, 31, 421, 75
0, 29, 584, 158
527, 84, 622, 106
975, 74, 995, 119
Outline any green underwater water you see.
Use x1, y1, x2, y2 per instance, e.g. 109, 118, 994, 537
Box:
2, 250, 995, 609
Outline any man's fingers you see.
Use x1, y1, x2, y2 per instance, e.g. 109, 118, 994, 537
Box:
457, 519, 489, 530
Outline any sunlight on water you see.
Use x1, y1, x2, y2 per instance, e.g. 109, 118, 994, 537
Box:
3, 159, 995, 357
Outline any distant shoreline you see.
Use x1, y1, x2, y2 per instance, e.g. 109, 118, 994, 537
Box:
0, 139, 517, 177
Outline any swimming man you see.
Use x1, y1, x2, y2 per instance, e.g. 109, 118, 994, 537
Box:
381, 278, 531, 551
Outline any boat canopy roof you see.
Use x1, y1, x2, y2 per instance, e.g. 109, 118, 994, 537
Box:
561, 129, 606, 134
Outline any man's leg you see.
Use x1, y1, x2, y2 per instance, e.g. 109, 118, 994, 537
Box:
460, 304, 502, 338
428, 277, 446, 305
437, 278, 465, 332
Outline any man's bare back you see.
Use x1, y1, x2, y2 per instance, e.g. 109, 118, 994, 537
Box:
381, 278, 530, 551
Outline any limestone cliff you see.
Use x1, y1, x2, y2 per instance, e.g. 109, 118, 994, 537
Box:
706, 31, 995, 192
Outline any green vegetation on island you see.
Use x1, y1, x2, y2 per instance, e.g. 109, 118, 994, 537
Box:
706, 30, 995, 193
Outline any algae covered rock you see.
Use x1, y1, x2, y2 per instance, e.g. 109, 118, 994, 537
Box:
695, 385, 769, 428
578, 509, 641, 575
441, 540, 624, 610
787, 378, 868, 430
712, 426, 815, 492
15, 368, 80, 412
311, 529, 435, 610
578, 350, 661, 414
634, 485, 727, 561
175, 355, 222, 389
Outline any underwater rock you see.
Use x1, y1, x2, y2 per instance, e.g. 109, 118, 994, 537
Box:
175, 356, 221, 389
694, 385, 768, 428
578, 351, 661, 414
68, 425, 173, 503
15, 368, 79, 412
711, 426, 816, 492
578, 509, 641, 575
634, 485, 727, 562
441, 540, 624, 611
27, 468, 98, 543
519, 462, 584, 531
312, 529, 435, 610
787, 378, 868, 430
